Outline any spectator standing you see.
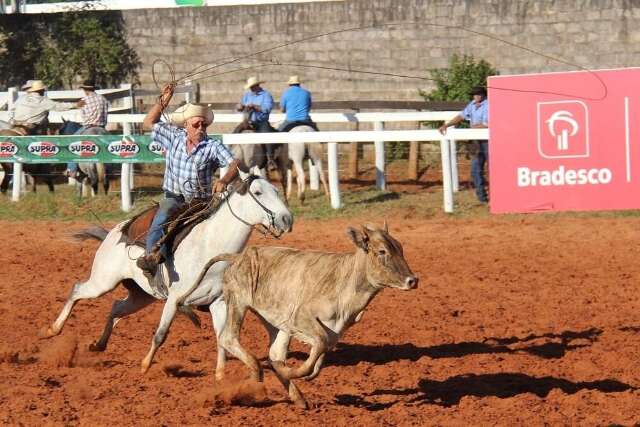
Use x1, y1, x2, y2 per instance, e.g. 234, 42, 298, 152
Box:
439, 86, 489, 203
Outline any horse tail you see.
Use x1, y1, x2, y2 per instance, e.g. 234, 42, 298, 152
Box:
178, 253, 239, 305
71, 226, 109, 242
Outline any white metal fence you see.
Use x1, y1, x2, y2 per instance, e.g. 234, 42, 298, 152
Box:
0, 110, 488, 213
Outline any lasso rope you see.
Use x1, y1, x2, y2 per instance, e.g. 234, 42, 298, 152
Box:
150, 21, 608, 102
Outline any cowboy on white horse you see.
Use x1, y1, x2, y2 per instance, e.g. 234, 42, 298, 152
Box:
136, 84, 241, 286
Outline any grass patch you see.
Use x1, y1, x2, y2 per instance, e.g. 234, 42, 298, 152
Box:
0, 185, 161, 223
3, 182, 640, 224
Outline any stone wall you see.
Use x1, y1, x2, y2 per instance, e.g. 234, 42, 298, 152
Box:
122, 0, 640, 104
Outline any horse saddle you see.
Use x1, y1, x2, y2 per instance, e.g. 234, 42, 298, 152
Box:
120, 196, 223, 255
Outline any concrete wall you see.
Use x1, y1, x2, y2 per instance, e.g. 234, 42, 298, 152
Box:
122, 0, 640, 104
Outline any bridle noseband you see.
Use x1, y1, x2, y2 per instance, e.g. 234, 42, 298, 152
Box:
223, 174, 283, 238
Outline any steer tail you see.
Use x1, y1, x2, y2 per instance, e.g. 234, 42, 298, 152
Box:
178, 253, 239, 304
71, 226, 109, 242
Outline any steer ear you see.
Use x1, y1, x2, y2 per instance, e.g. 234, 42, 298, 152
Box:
346, 227, 369, 252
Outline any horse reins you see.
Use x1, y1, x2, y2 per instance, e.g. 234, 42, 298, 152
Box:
223, 174, 282, 238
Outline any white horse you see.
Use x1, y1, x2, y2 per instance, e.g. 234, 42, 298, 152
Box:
286, 125, 329, 203
40, 171, 293, 376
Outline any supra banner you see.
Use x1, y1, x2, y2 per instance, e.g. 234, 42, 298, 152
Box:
489, 67, 640, 214
0, 134, 208, 164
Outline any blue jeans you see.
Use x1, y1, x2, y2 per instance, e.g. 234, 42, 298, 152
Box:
146, 193, 185, 256
471, 141, 489, 202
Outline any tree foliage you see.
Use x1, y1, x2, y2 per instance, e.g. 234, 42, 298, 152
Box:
0, 11, 139, 90
421, 54, 498, 102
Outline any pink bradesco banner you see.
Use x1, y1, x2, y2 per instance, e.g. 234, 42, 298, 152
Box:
488, 67, 640, 214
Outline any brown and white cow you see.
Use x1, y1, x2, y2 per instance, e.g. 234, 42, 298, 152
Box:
192, 223, 418, 408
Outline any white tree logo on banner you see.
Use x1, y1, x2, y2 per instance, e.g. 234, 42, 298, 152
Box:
537, 100, 589, 159
546, 110, 579, 151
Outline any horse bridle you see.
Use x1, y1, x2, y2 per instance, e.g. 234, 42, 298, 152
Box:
223, 174, 283, 238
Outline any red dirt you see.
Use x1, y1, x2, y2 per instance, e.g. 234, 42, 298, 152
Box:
1, 214, 640, 425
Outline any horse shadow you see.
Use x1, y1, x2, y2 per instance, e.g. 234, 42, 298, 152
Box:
289, 327, 603, 367
334, 372, 634, 409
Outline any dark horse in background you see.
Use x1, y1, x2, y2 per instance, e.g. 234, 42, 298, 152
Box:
58, 120, 116, 196
0, 128, 61, 193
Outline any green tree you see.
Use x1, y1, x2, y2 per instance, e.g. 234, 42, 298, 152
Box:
420, 54, 498, 102
0, 11, 139, 90
36, 12, 140, 88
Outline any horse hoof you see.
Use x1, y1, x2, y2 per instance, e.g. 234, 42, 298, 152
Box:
293, 398, 309, 410
88, 342, 105, 352
37, 326, 57, 339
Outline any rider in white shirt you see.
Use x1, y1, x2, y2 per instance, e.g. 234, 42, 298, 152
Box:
9, 80, 79, 134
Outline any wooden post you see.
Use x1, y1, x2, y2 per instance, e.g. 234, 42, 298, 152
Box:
348, 142, 359, 179
408, 141, 419, 181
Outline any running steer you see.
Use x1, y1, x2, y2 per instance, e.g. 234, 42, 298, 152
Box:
193, 223, 418, 408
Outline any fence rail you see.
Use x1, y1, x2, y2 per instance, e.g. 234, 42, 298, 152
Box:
1, 120, 487, 213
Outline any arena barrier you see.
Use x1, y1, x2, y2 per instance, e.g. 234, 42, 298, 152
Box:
0, 111, 488, 213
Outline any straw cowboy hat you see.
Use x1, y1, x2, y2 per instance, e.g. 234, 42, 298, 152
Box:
26, 80, 47, 93
21, 80, 35, 90
169, 103, 214, 127
244, 76, 264, 90
287, 75, 301, 85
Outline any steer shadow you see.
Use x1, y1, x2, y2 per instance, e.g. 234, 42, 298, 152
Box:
289, 328, 602, 367
334, 373, 634, 409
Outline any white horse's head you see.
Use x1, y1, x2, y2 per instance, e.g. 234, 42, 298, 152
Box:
231, 169, 293, 236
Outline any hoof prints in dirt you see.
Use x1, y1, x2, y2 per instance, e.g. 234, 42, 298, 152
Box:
335, 373, 635, 410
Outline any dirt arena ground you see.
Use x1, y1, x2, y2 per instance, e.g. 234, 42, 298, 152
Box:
1, 213, 640, 426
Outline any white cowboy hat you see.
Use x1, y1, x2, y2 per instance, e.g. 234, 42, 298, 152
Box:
287, 75, 301, 85
26, 80, 47, 93
21, 80, 35, 90
244, 76, 264, 90
169, 103, 214, 127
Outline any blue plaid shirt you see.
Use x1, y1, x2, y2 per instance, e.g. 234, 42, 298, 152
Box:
152, 122, 235, 200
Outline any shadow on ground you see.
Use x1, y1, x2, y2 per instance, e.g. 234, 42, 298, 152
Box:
334, 372, 634, 409
289, 328, 603, 367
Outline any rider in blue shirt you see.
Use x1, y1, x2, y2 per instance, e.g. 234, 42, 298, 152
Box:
237, 77, 277, 168
278, 76, 318, 132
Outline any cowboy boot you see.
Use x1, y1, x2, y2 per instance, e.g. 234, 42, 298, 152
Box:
136, 251, 164, 281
